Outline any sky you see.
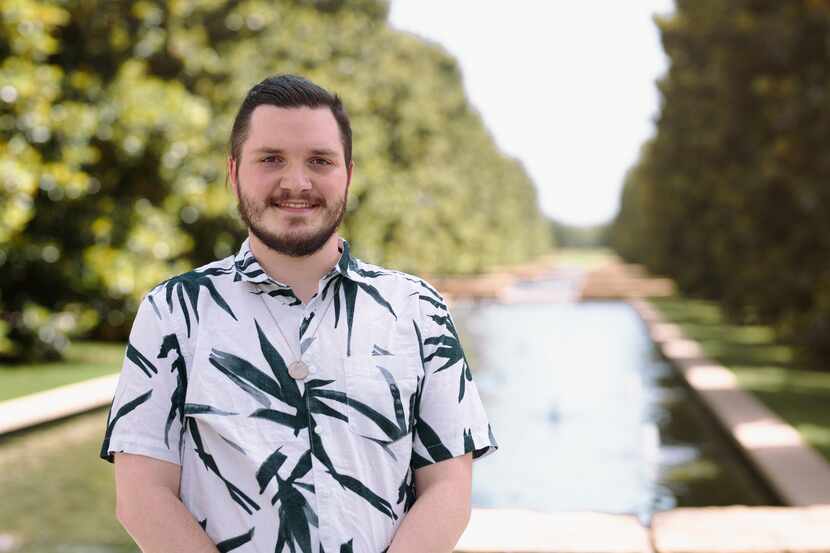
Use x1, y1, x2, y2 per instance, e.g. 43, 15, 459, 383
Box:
388, 1, 675, 227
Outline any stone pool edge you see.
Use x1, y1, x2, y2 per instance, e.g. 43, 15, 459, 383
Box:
0, 373, 118, 435
628, 298, 830, 507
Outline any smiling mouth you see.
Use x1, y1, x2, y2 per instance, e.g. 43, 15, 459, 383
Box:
273, 200, 320, 210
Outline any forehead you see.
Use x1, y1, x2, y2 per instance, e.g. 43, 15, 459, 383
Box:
244, 105, 342, 153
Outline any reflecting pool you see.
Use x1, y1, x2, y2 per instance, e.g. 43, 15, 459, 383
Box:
453, 299, 778, 520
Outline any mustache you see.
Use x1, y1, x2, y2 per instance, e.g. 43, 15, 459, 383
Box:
270, 192, 326, 204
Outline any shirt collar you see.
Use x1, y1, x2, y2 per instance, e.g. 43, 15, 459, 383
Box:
233, 237, 362, 287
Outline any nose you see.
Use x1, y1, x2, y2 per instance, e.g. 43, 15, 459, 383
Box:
279, 163, 311, 192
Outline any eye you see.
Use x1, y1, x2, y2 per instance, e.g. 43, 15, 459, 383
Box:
261, 155, 281, 164
310, 157, 333, 166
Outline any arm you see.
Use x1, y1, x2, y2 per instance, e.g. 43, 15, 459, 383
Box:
387, 452, 473, 553
115, 452, 219, 553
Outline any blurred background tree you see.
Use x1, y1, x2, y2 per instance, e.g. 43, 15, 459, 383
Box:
610, 0, 830, 367
0, 0, 552, 361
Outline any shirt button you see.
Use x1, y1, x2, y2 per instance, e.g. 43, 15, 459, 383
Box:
307, 365, 317, 374
314, 426, 323, 435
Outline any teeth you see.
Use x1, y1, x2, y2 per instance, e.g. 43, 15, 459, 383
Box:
279, 202, 312, 208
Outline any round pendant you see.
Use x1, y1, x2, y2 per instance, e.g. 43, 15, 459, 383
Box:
288, 360, 310, 380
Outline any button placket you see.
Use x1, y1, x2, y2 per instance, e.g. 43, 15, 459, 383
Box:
307, 422, 329, 552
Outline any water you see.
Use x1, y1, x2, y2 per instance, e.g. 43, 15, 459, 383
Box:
453, 299, 778, 520
0, 279, 777, 550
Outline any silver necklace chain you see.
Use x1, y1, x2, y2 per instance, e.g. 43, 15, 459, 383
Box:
258, 278, 338, 379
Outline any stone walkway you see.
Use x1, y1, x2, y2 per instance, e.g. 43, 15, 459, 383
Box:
650, 505, 830, 553
456, 509, 651, 553
579, 261, 675, 300
455, 506, 830, 553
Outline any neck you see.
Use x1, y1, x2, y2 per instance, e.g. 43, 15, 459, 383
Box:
249, 233, 342, 303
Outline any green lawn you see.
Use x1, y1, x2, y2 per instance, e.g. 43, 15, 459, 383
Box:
650, 296, 830, 462
0, 409, 138, 551
0, 341, 124, 401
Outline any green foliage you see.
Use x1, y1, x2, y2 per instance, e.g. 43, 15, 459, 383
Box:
0, 0, 551, 360
611, 0, 830, 367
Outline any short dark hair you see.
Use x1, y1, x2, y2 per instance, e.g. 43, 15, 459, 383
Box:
229, 74, 352, 167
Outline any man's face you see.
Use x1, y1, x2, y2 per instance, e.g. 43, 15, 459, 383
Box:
230, 105, 352, 257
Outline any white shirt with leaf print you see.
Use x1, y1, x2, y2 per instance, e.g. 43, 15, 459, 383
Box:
101, 237, 498, 553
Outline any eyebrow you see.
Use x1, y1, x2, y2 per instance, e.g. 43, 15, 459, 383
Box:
251, 147, 339, 157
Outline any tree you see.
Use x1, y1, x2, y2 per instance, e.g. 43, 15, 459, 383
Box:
0, 0, 551, 360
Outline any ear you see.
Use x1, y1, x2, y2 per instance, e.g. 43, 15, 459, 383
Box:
227, 156, 239, 197
345, 160, 354, 192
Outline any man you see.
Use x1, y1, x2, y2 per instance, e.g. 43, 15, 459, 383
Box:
100, 74, 498, 553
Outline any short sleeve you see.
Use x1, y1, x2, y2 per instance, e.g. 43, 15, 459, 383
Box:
100, 291, 189, 465
411, 283, 498, 469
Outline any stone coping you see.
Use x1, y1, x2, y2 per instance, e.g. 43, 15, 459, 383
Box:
628, 299, 830, 506
651, 505, 830, 553
455, 508, 651, 553
0, 374, 118, 435
456, 507, 830, 553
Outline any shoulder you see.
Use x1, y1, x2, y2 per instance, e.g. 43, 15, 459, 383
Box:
146, 255, 236, 300
140, 255, 238, 334
351, 258, 448, 313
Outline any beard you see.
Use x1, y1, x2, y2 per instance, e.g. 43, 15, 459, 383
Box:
236, 184, 347, 258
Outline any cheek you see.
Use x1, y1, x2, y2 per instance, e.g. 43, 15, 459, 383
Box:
318, 172, 348, 194
244, 164, 267, 180
321, 185, 347, 205
239, 166, 271, 191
